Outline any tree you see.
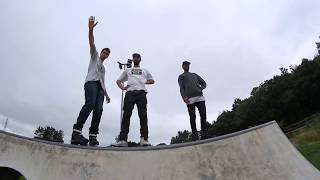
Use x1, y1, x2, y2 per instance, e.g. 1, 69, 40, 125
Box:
157, 143, 167, 146
170, 130, 192, 144
232, 98, 242, 110
34, 126, 64, 143
280, 67, 289, 75
316, 36, 320, 55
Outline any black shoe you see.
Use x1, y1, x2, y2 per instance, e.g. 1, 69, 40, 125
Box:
89, 136, 99, 146
200, 129, 208, 140
71, 132, 89, 146
191, 133, 199, 141
200, 133, 208, 140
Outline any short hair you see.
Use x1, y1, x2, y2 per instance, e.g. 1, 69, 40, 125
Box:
132, 53, 141, 59
101, 48, 110, 54
182, 61, 191, 65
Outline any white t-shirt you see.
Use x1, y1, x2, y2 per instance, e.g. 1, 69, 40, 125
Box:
188, 96, 205, 105
85, 47, 108, 97
118, 67, 153, 92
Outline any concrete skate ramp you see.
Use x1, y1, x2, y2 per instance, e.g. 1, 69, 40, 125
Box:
0, 121, 319, 180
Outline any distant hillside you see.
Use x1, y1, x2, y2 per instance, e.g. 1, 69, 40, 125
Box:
207, 53, 320, 137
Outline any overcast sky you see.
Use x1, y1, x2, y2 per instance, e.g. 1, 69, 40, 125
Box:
0, 0, 319, 146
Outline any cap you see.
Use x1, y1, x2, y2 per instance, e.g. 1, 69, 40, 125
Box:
182, 61, 191, 65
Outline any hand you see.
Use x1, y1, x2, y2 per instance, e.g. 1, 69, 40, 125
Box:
106, 96, 111, 103
121, 85, 130, 90
145, 79, 155, 85
183, 97, 189, 104
88, 16, 98, 30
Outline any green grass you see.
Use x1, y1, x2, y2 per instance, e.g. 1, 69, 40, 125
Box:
288, 117, 320, 170
297, 141, 320, 170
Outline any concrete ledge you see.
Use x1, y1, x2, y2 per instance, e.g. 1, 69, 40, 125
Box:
1, 120, 319, 180
0, 120, 276, 151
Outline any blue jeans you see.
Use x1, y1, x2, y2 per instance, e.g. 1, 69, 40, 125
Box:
73, 81, 104, 134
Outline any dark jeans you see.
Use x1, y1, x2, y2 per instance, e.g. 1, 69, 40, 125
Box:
187, 101, 207, 140
119, 90, 148, 141
73, 81, 104, 135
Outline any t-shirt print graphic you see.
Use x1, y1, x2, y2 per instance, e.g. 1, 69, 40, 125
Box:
131, 69, 142, 75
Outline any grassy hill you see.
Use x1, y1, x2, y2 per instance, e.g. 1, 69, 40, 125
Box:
287, 114, 320, 170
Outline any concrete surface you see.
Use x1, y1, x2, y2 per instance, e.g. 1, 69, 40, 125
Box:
0, 121, 319, 180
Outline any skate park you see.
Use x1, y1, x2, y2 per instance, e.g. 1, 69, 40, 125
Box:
2, 1, 320, 180
1, 121, 320, 180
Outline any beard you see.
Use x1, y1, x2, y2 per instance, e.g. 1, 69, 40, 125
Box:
133, 60, 140, 66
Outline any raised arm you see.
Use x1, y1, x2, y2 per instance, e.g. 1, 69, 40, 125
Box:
88, 16, 98, 52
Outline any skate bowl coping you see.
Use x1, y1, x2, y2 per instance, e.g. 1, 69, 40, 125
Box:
0, 121, 319, 180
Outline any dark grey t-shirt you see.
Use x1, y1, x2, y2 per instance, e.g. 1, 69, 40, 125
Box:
178, 72, 207, 99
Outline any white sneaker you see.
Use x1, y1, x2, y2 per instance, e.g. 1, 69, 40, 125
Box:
111, 140, 128, 147
140, 137, 151, 146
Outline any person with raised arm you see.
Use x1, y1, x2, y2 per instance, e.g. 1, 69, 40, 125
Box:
71, 16, 111, 146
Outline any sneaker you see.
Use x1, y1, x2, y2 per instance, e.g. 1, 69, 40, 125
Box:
71, 131, 89, 146
200, 133, 208, 140
191, 133, 199, 141
111, 140, 128, 147
89, 135, 99, 146
140, 137, 151, 146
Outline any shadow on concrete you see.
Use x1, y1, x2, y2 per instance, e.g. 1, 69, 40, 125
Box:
0, 167, 27, 180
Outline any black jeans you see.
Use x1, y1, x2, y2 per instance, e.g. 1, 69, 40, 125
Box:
187, 101, 207, 140
119, 90, 148, 141
73, 81, 104, 135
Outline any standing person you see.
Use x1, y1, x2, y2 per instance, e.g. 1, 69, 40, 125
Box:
71, 16, 111, 146
112, 53, 155, 147
178, 61, 208, 141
